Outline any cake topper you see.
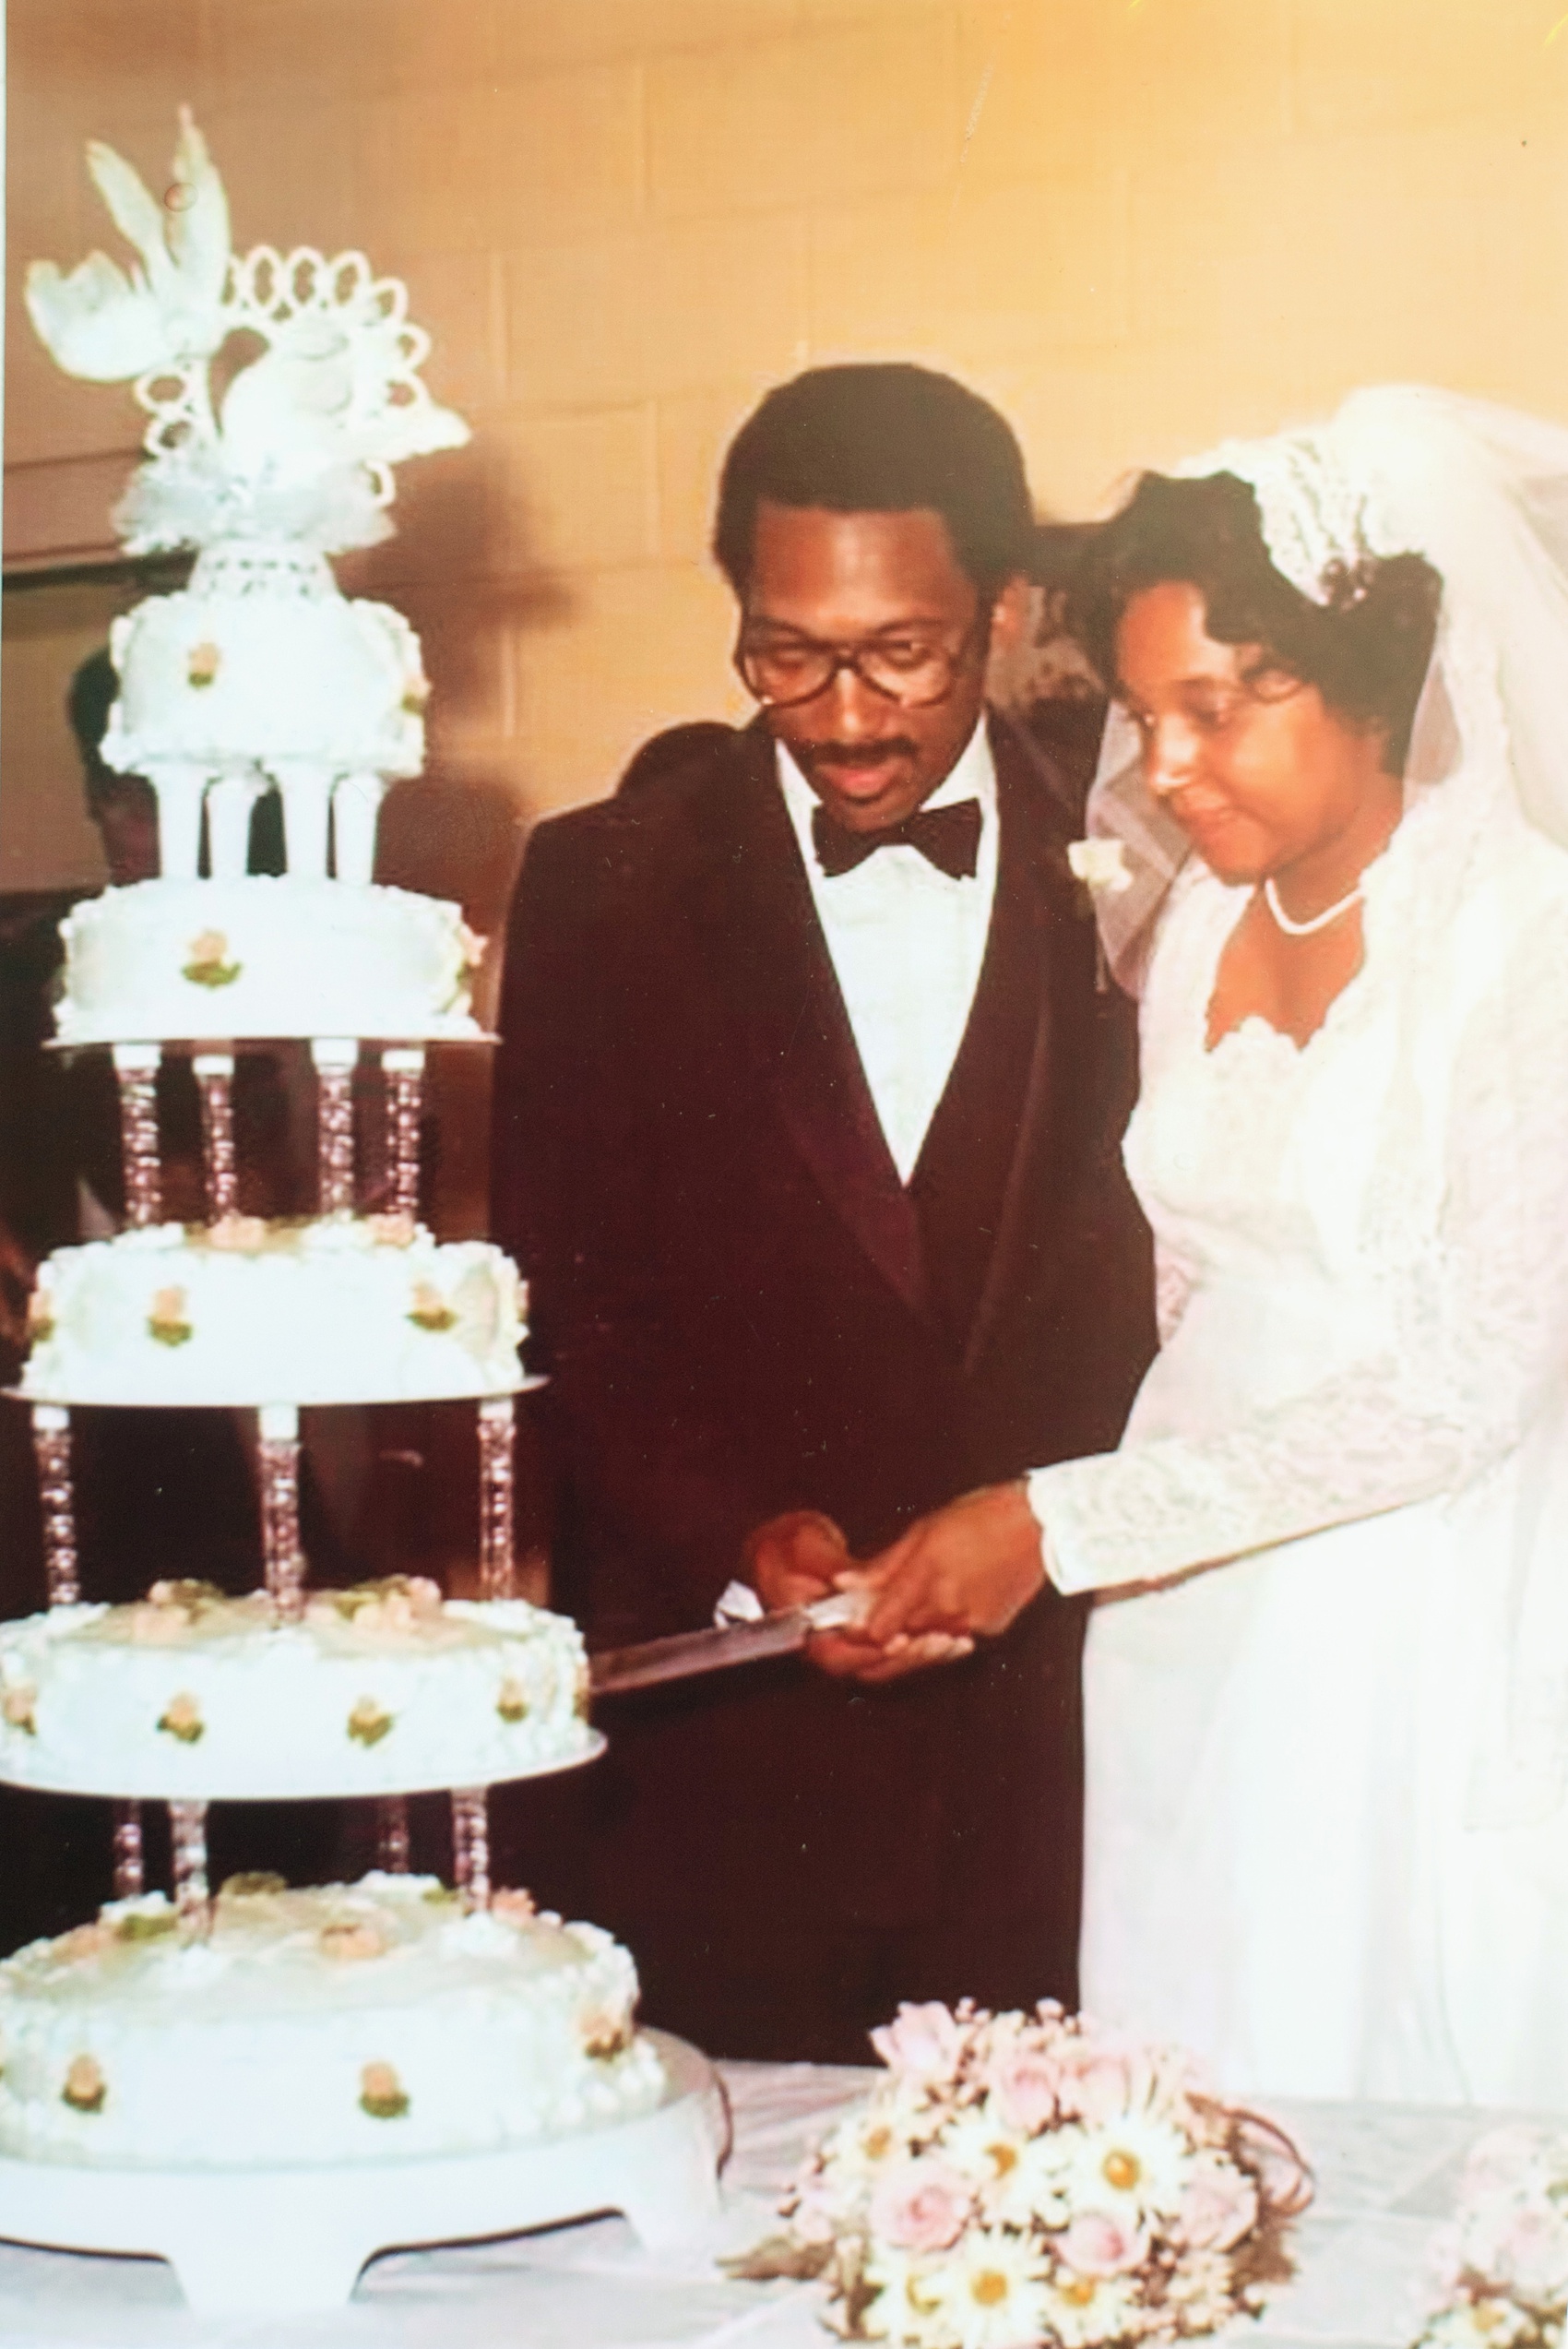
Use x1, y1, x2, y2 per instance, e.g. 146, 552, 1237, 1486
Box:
26, 108, 469, 554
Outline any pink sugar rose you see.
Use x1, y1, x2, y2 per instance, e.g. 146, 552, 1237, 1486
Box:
126, 1604, 185, 1645
491, 1889, 537, 1926
870, 2001, 966, 2084
868, 2157, 973, 2254
1058, 2209, 1151, 2277
58, 1922, 113, 1963
1175, 2153, 1258, 2251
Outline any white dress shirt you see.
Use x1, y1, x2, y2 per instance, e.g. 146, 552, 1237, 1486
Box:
777, 718, 999, 1185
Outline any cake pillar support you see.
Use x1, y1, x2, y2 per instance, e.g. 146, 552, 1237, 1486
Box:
381, 1047, 425, 1221
169, 1799, 211, 1939
113, 1801, 145, 1899
257, 1402, 306, 1621
332, 772, 389, 886
376, 1796, 410, 1875
311, 1039, 358, 1216
205, 769, 265, 879
451, 1786, 490, 1910
276, 761, 334, 880
30, 1405, 79, 1606
112, 1044, 163, 1228
145, 761, 209, 882
477, 1396, 516, 1601
194, 1051, 238, 1221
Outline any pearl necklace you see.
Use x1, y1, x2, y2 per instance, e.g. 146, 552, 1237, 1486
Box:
1262, 875, 1363, 938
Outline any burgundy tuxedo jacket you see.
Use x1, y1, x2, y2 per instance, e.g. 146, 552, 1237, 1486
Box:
490, 710, 1155, 2057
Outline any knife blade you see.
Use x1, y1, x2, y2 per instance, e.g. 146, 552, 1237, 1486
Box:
588, 1592, 866, 1697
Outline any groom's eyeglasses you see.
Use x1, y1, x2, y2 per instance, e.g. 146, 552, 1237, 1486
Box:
733, 611, 988, 710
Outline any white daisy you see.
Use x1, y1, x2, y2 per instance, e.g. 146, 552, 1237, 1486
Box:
926, 2227, 1057, 2349
1039, 2266, 1144, 2348
1059, 2108, 1193, 2222
824, 2098, 930, 2195
861, 2244, 953, 2346
943, 2105, 1072, 2227
1418, 2302, 1532, 2349
1162, 2246, 1238, 2331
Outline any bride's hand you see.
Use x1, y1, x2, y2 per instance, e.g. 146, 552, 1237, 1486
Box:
841, 1482, 1047, 1655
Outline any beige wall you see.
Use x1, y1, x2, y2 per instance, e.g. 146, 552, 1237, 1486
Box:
6, 0, 1568, 907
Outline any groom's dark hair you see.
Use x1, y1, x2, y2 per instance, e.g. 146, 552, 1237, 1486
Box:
714, 364, 1035, 600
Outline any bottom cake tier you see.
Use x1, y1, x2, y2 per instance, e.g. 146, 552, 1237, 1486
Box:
0, 1874, 666, 2170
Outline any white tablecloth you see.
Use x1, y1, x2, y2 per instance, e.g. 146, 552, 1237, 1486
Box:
0, 2062, 1516, 2349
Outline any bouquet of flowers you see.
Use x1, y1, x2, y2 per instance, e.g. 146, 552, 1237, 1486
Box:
1413, 2127, 1568, 2349
731, 2001, 1312, 2347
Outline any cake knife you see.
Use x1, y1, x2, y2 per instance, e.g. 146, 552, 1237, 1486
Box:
588, 1590, 867, 1697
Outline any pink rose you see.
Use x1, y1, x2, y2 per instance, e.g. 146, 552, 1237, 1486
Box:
986, 2045, 1061, 2134
871, 2001, 966, 2084
1475, 2203, 1568, 2301
1058, 2209, 1150, 2276
1175, 2154, 1258, 2251
1051, 2041, 1134, 2127
1463, 2127, 1546, 2198
869, 2157, 973, 2253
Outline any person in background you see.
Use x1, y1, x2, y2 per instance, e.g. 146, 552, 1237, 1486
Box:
491, 364, 1154, 2061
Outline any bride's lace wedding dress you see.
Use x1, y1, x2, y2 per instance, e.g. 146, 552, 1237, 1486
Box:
1030, 718, 1568, 2103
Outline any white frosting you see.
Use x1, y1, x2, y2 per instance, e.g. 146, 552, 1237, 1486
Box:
0, 1582, 594, 1800
21, 1218, 525, 1407
0, 1876, 666, 2169
103, 551, 425, 781
54, 876, 484, 1044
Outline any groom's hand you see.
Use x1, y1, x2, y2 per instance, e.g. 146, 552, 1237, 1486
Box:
743, 1509, 848, 1612
742, 1511, 972, 1682
839, 1482, 1047, 1666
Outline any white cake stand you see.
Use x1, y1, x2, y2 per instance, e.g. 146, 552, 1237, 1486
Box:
0, 2031, 724, 2316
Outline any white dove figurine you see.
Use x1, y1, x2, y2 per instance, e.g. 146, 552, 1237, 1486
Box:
25, 107, 230, 385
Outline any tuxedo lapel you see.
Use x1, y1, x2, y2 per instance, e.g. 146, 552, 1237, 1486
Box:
688, 730, 930, 1320
963, 725, 1092, 1375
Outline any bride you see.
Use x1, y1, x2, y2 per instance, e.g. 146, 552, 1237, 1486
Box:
847, 388, 1568, 2105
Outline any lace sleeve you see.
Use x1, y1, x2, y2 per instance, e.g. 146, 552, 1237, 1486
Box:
1028, 879, 1568, 1596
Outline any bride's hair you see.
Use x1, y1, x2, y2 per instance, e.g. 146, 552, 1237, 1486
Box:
1059, 471, 1442, 773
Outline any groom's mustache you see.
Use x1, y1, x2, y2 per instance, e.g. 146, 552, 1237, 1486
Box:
802, 740, 920, 771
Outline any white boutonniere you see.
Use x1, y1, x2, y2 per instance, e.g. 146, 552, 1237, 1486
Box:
1066, 838, 1133, 896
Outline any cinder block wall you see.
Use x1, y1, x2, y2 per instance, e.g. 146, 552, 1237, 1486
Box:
7, 0, 1568, 912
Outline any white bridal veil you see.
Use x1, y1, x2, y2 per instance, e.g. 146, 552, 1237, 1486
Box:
1086, 384, 1568, 989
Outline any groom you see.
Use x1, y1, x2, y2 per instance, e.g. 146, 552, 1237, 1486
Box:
491, 364, 1153, 2060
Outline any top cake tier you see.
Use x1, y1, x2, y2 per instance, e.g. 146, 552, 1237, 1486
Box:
107, 542, 425, 794
103, 543, 434, 890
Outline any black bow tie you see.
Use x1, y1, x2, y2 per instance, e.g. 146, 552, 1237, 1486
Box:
812, 799, 982, 881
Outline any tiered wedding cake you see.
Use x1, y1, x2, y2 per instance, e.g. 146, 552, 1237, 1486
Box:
0, 115, 718, 2309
